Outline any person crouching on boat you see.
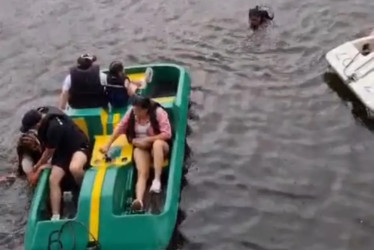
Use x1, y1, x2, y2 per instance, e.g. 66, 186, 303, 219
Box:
20, 106, 91, 221
59, 54, 108, 110
248, 6, 274, 30
106, 61, 153, 108
100, 95, 171, 211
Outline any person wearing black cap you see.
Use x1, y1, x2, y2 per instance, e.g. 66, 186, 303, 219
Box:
58, 54, 108, 110
20, 106, 90, 221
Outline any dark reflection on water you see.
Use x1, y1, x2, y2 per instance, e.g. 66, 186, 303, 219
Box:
323, 71, 374, 131
2, 0, 374, 249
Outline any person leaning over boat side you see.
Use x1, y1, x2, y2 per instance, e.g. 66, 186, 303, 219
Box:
106, 61, 154, 108
248, 6, 274, 30
58, 54, 108, 110
100, 95, 171, 211
20, 106, 91, 221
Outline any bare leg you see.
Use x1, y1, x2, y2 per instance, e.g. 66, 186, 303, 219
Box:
150, 140, 169, 193
133, 148, 151, 205
152, 140, 169, 182
69, 151, 87, 185
49, 166, 65, 218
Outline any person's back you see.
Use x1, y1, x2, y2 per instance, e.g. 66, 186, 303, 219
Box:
59, 54, 108, 110
69, 65, 107, 108
37, 106, 86, 149
106, 61, 130, 108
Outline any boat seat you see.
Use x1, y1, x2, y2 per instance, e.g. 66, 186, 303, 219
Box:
67, 108, 110, 142
127, 72, 146, 83
90, 135, 169, 168
91, 135, 133, 167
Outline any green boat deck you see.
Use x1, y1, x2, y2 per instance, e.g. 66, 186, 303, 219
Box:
24, 64, 191, 250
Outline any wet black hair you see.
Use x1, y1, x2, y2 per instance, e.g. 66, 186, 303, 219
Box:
248, 6, 274, 22
109, 61, 124, 76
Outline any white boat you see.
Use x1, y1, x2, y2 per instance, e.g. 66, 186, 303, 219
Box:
325, 35, 374, 113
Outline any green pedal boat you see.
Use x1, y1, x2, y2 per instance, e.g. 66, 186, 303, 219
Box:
24, 63, 191, 250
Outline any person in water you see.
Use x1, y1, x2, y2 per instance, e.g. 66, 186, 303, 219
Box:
100, 95, 172, 211
248, 6, 274, 30
106, 61, 153, 108
59, 54, 108, 110
0, 127, 48, 185
16, 126, 49, 185
20, 106, 91, 220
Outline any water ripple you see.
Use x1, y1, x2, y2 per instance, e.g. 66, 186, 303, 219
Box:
2, 0, 374, 249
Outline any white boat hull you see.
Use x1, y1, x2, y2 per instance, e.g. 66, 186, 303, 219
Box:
325, 36, 374, 112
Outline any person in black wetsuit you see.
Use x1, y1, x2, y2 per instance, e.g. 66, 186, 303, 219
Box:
59, 54, 108, 110
20, 106, 91, 221
248, 6, 274, 30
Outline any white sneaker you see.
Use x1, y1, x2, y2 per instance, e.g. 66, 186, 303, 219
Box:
51, 214, 60, 221
139, 67, 154, 89
149, 179, 161, 193
145, 67, 153, 84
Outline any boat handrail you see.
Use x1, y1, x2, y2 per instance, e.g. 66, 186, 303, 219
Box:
344, 52, 374, 82
343, 51, 360, 82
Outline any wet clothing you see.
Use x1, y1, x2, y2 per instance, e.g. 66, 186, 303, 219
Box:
65, 65, 108, 109
106, 74, 130, 108
16, 129, 43, 176
37, 106, 91, 172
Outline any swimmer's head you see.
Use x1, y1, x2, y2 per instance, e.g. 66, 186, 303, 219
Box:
248, 6, 274, 30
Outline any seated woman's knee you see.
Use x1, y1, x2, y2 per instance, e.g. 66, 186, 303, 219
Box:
152, 139, 166, 150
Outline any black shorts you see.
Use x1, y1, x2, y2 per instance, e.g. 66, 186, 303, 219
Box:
51, 140, 92, 173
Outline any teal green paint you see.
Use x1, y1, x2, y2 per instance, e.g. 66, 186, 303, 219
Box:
25, 64, 191, 250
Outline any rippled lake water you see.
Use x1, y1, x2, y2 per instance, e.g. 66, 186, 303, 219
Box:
1, 0, 374, 249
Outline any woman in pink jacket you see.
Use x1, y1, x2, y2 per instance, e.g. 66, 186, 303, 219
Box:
101, 95, 172, 211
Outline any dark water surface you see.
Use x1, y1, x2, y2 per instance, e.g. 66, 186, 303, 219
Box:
1, 0, 374, 249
